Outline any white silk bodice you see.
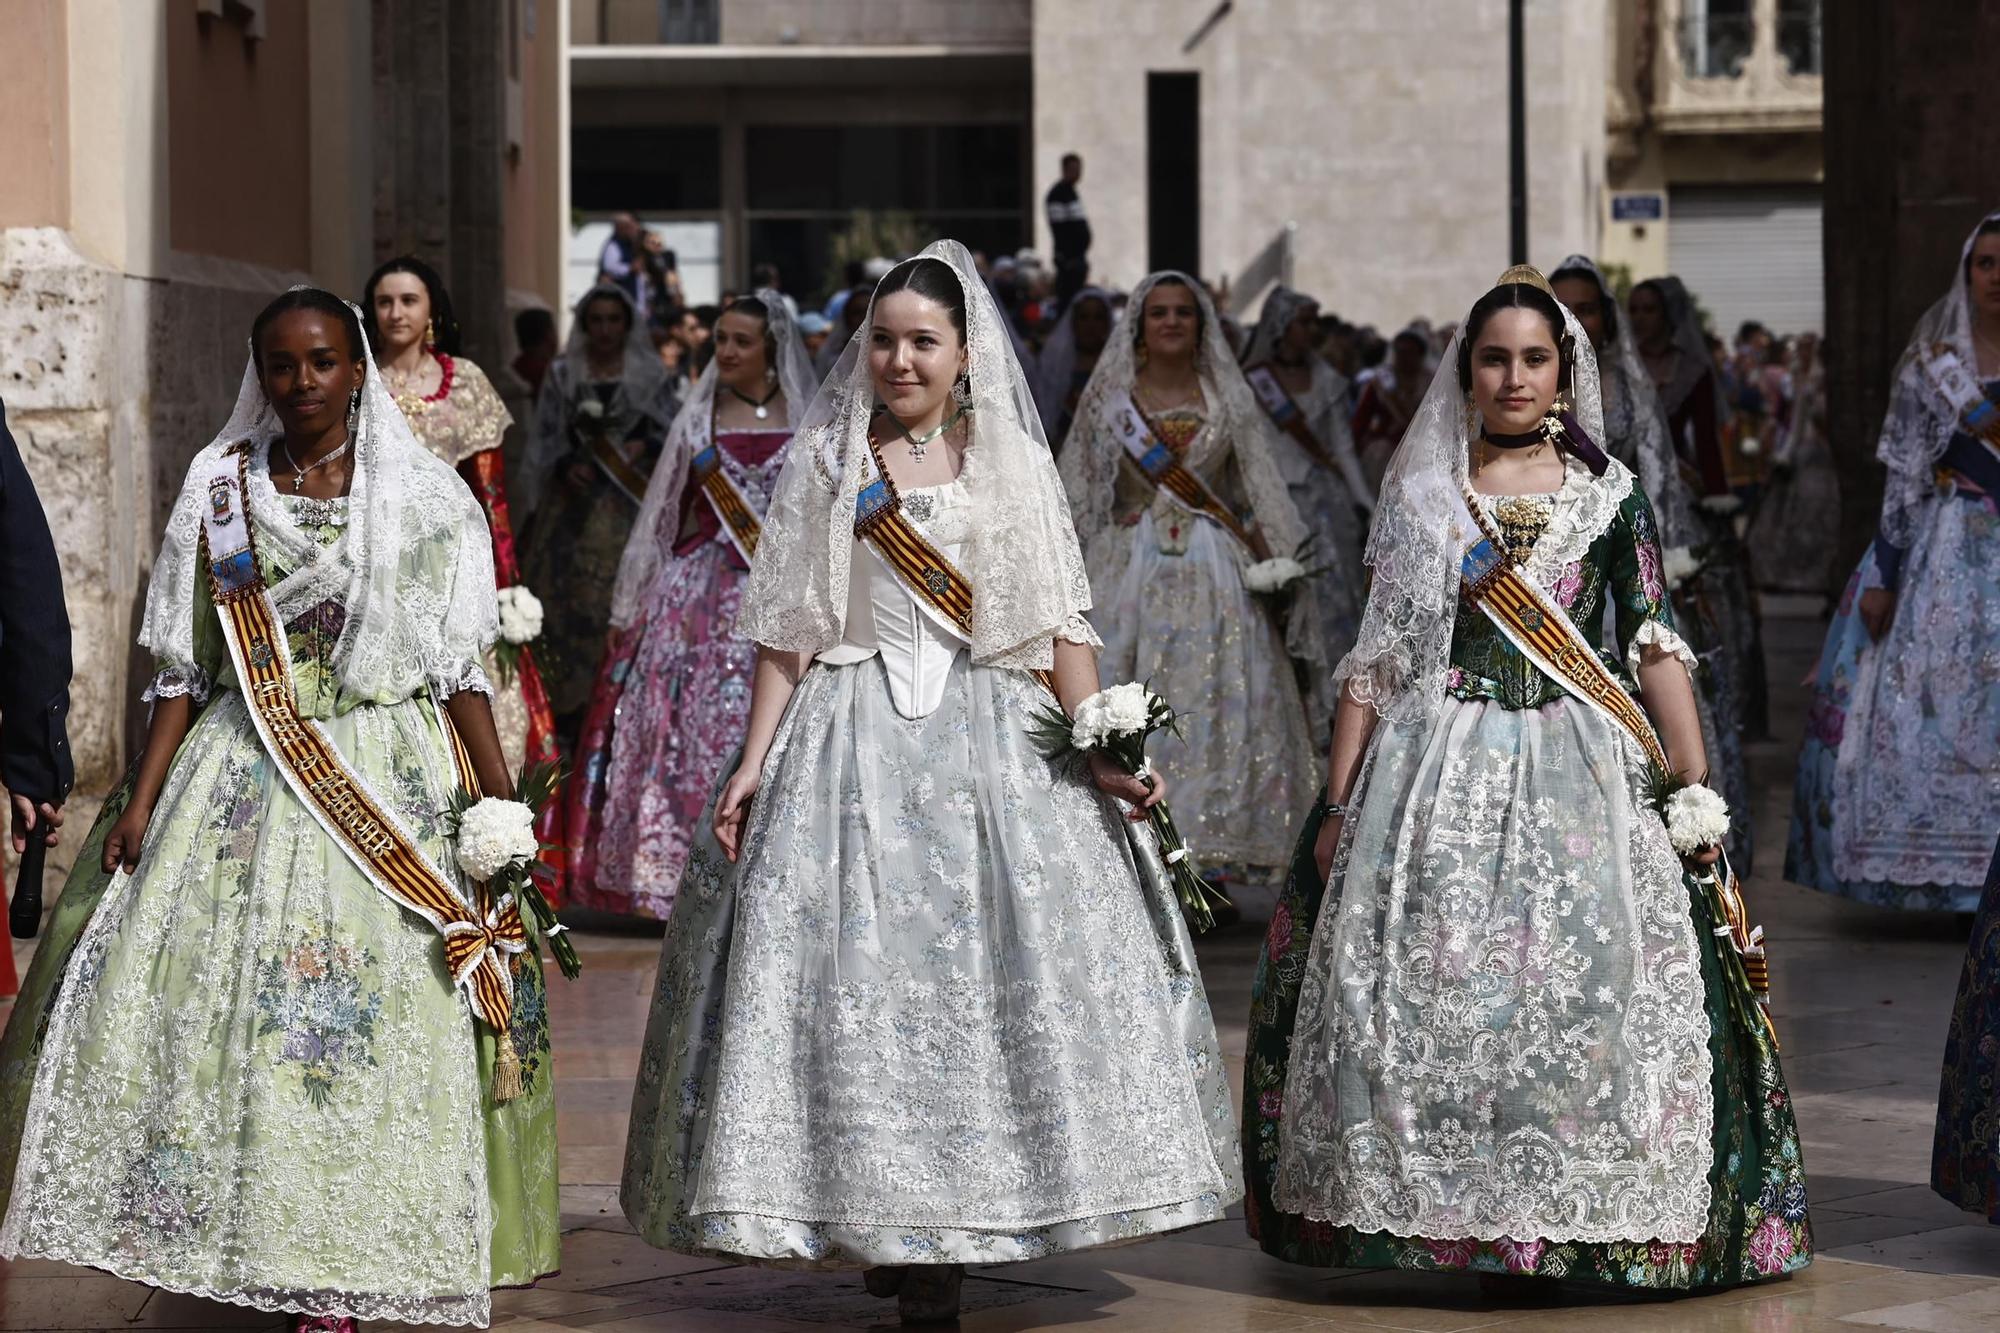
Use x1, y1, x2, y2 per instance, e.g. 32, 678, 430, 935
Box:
816, 480, 973, 718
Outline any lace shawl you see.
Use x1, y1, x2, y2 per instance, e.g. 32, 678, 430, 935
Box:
611, 288, 819, 628
1876, 209, 2000, 546
1337, 278, 1608, 724
736, 240, 1096, 670
140, 322, 499, 705
397, 355, 513, 467
1060, 271, 1321, 671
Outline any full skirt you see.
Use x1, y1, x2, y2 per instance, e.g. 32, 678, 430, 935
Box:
566, 542, 753, 918
1787, 497, 2000, 911
1934, 839, 2000, 1220
1088, 512, 1317, 872
1261, 698, 1811, 1287
620, 654, 1242, 1266
0, 692, 559, 1327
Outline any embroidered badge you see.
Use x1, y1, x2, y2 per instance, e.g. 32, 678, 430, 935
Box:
249, 637, 275, 669
209, 476, 236, 521
923, 568, 951, 597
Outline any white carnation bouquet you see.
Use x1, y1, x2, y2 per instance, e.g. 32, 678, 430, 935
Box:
446, 760, 580, 981
1030, 682, 1231, 932
1697, 493, 1743, 516
1662, 546, 1703, 591
492, 585, 544, 686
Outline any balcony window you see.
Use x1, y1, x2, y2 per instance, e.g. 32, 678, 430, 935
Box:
1678, 0, 1753, 79
1777, 0, 1822, 76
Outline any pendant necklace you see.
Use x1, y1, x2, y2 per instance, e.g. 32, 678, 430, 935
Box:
898, 406, 964, 462
278, 437, 352, 493
726, 381, 782, 421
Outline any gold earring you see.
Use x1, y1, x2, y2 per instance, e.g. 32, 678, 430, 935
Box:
425, 317, 437, 347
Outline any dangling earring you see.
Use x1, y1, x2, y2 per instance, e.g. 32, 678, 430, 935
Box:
1464, 396, 1481, 439
765, 365, 778, 385
1137, 341, 1150, 371
951, 374, 972, 409
346, 386, 362, 437
424, 317, 437, 349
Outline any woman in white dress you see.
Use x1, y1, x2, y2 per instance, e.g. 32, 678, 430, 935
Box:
1060, 272, 1320, 878
620, 242, 1241, 1325
1241, 285, 1373, 730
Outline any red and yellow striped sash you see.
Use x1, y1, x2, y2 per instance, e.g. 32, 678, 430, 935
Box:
692, 443, 762, 563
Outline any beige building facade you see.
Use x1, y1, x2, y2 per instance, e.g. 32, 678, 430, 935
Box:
1601, 0, 1824, 334
0, 0, 563, 825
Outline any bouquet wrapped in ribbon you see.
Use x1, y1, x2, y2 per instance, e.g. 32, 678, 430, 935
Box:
1031, 683, 1232, 933
492, 584, 545, 686
447, 760, 581, 983
1643, 760, 1772, 1028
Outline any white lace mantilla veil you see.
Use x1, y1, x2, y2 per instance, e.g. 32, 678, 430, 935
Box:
609, 287, 819, 628
1555, 254, 1699, 550
1337, 270, 1610, 726
1031, 283, 1112, 438
140, 293, 498, 702
521, 282, 676, 512
1059, 270, 1322, 669
1240, 285, 1315, 370
735, 240, 1096, 669
1876, 208, 2000, 547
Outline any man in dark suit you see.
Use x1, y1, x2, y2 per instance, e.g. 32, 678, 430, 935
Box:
0, 399, 72, 855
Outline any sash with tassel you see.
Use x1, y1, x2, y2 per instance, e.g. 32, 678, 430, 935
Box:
201, 443, 532, 1098
852, 436, 1056, 698
1453, 487, 1776, 1036
691, 441, 764, 563
1106, 392, 1255, 551
1245, 364, 1339, 471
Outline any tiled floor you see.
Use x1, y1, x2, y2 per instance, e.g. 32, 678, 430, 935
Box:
1, 596, 1996, 1330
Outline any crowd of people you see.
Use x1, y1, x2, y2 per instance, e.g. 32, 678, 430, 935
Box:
0, 169, 1996, 1332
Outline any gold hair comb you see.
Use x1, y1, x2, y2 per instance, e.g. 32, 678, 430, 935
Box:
1495, 264, 1554, 295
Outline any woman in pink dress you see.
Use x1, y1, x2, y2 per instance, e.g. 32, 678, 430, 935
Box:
565, 290, 818, 917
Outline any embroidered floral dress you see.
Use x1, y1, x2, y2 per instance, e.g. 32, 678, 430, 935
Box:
1787, 412, 2000, 912
620, 477, 1242, 1266
1248, 469, 1812, 1290
0, 477, 559, 1326
1070, 402, 1319, 872
399, 351, 567, 894
566, 427, 792, 917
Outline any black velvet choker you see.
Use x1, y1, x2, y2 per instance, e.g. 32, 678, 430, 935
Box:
1481, 427, 1549, 449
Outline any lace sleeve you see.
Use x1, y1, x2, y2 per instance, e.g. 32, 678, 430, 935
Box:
142, 663, 212, 706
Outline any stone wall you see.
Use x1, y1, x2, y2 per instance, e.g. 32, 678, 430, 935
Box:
1, 227, 302, 831
1033, 0, 1605, 327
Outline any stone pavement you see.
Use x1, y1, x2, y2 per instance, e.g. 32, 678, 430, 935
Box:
0, 595, 1996, 1330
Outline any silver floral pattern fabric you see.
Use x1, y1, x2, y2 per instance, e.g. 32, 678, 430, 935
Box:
621, 652, 1242, 1265
1273, 696, 1714, 1243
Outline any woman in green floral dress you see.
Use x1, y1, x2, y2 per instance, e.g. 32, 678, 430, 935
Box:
0, 291, 558, 1331
1245, 270, 1810, 1292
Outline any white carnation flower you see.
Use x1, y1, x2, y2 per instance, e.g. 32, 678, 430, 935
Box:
1243, 557, 1307, 595
1096, 682, 1153, 734
1663, 783, 1730, 856
575, 398, 606, 419
1737, 434, 1762, 458
455, 797, 540, 882
1698, 494, 1743, 516
496, 585, 544, 645
1662, 546, 1701, 589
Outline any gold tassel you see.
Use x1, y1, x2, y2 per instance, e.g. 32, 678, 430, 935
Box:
492, 1031, 524, 1104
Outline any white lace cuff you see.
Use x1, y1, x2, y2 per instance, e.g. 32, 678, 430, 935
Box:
1626, 619, 1699, 679
143, 664, 212, 706
430, 658, 495, 700
1056, 613, 1104, 650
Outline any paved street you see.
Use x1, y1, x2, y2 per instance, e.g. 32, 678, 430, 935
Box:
1, 595, 1997, 1330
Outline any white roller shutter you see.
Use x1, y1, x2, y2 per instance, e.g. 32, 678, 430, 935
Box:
1666, 186, 1823, 337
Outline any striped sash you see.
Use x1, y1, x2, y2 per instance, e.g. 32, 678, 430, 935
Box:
1245, 364, 1338, 471
1107, 393, 1254, 550
201, 445, 527, 1043
852, 445, 1057, 697
589, 432, 652, 507
691, 442, 763, 563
